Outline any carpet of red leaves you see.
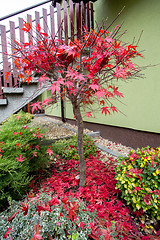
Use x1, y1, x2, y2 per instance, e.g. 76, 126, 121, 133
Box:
30, 152, 160, 240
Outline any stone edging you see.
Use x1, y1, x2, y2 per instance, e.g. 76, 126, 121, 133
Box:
39, 115, 125, 158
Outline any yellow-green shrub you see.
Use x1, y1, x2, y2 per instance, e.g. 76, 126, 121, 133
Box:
115, 147, 160, 220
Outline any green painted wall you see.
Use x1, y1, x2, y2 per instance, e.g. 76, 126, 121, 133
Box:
45, 0, 160, 133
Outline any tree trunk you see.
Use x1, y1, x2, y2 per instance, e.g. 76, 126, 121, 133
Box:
73, 103, 86, 187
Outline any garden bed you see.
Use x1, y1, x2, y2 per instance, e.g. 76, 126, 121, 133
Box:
31, 115, 131, 158
0, 113, 159, 239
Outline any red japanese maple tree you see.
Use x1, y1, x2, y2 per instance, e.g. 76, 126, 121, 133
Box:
13, 20, 143, 187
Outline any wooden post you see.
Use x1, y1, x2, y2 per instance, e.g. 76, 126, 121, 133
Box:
69, 0, 74, 41
56, 2, 65, 122
63, 0, 68, 44
43, 8, 48, 35
27, 103, 30, 113
50, 5, 55, 38
10, 21, 18, 86
0, 24, 11, 87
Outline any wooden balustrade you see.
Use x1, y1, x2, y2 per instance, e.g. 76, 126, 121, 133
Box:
0, 1, 94, 98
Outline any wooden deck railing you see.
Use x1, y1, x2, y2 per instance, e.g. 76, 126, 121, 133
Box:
0, 0, 94, 98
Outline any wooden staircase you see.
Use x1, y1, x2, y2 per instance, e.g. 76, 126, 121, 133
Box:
0, 0, 94, 123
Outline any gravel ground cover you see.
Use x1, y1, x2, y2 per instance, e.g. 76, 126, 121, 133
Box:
31, 114, 132, 161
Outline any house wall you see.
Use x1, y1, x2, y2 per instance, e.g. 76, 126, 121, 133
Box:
45, 0, 160, 134
92, 0, 160, 133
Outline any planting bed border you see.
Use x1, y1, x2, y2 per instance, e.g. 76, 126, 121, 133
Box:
38, 115, 124, 158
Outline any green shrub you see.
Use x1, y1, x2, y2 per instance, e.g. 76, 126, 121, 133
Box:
0, 112, 49, 206
0, 192, 98, 239
115, 147, 160, 220
52, 134, 97, 160
1, 110, 34, 125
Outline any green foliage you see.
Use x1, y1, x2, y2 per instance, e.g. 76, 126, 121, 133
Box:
52, 134, 97, 160
1, 110, 34, 125
115, 147, 160, 220
0, 192, 97, 239
0, 112, 49, 206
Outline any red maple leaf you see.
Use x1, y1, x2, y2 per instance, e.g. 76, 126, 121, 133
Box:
39, 74, 49, 86
24, 76, 32, 84
113, 39, 121, 49
112, 86, 124, 98
36, 22, 41, 32
66, 68, 76, 79
22, 20, 32, 32
101, 107, 111, 115
110, 105, 117, 113
64, 80, 74, 88
48, 83, 60, 94
127, 61, 135, 70
85, 112, 93, 118
94, 90, 105, 100
18, 73, 24, 80
5, 72, 10, 80
68, 88, 76, 96
74, 72, 86, 82
114, 66, 128, 80
30, 101, 42, 113
42, 97, 52, 106
89, 84, 100, 91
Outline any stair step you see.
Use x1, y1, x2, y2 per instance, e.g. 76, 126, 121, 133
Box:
0, 98, 7, 105
2, 87, 24, 94
0, 82, 49, 123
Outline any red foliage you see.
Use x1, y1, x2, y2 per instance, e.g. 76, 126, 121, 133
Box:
13, 24, 143, 118
3, 228, 12, 238
29, 153, 141, 239
19, 200, 29, 215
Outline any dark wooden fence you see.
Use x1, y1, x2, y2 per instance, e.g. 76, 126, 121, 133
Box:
0, 0, 94, 98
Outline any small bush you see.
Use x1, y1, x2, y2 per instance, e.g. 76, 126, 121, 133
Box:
0, 111, 49, 206
0, 192, 98, 239
52, 134, 97, 160
115, 147, 160, 220
1, 110, 34, 125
